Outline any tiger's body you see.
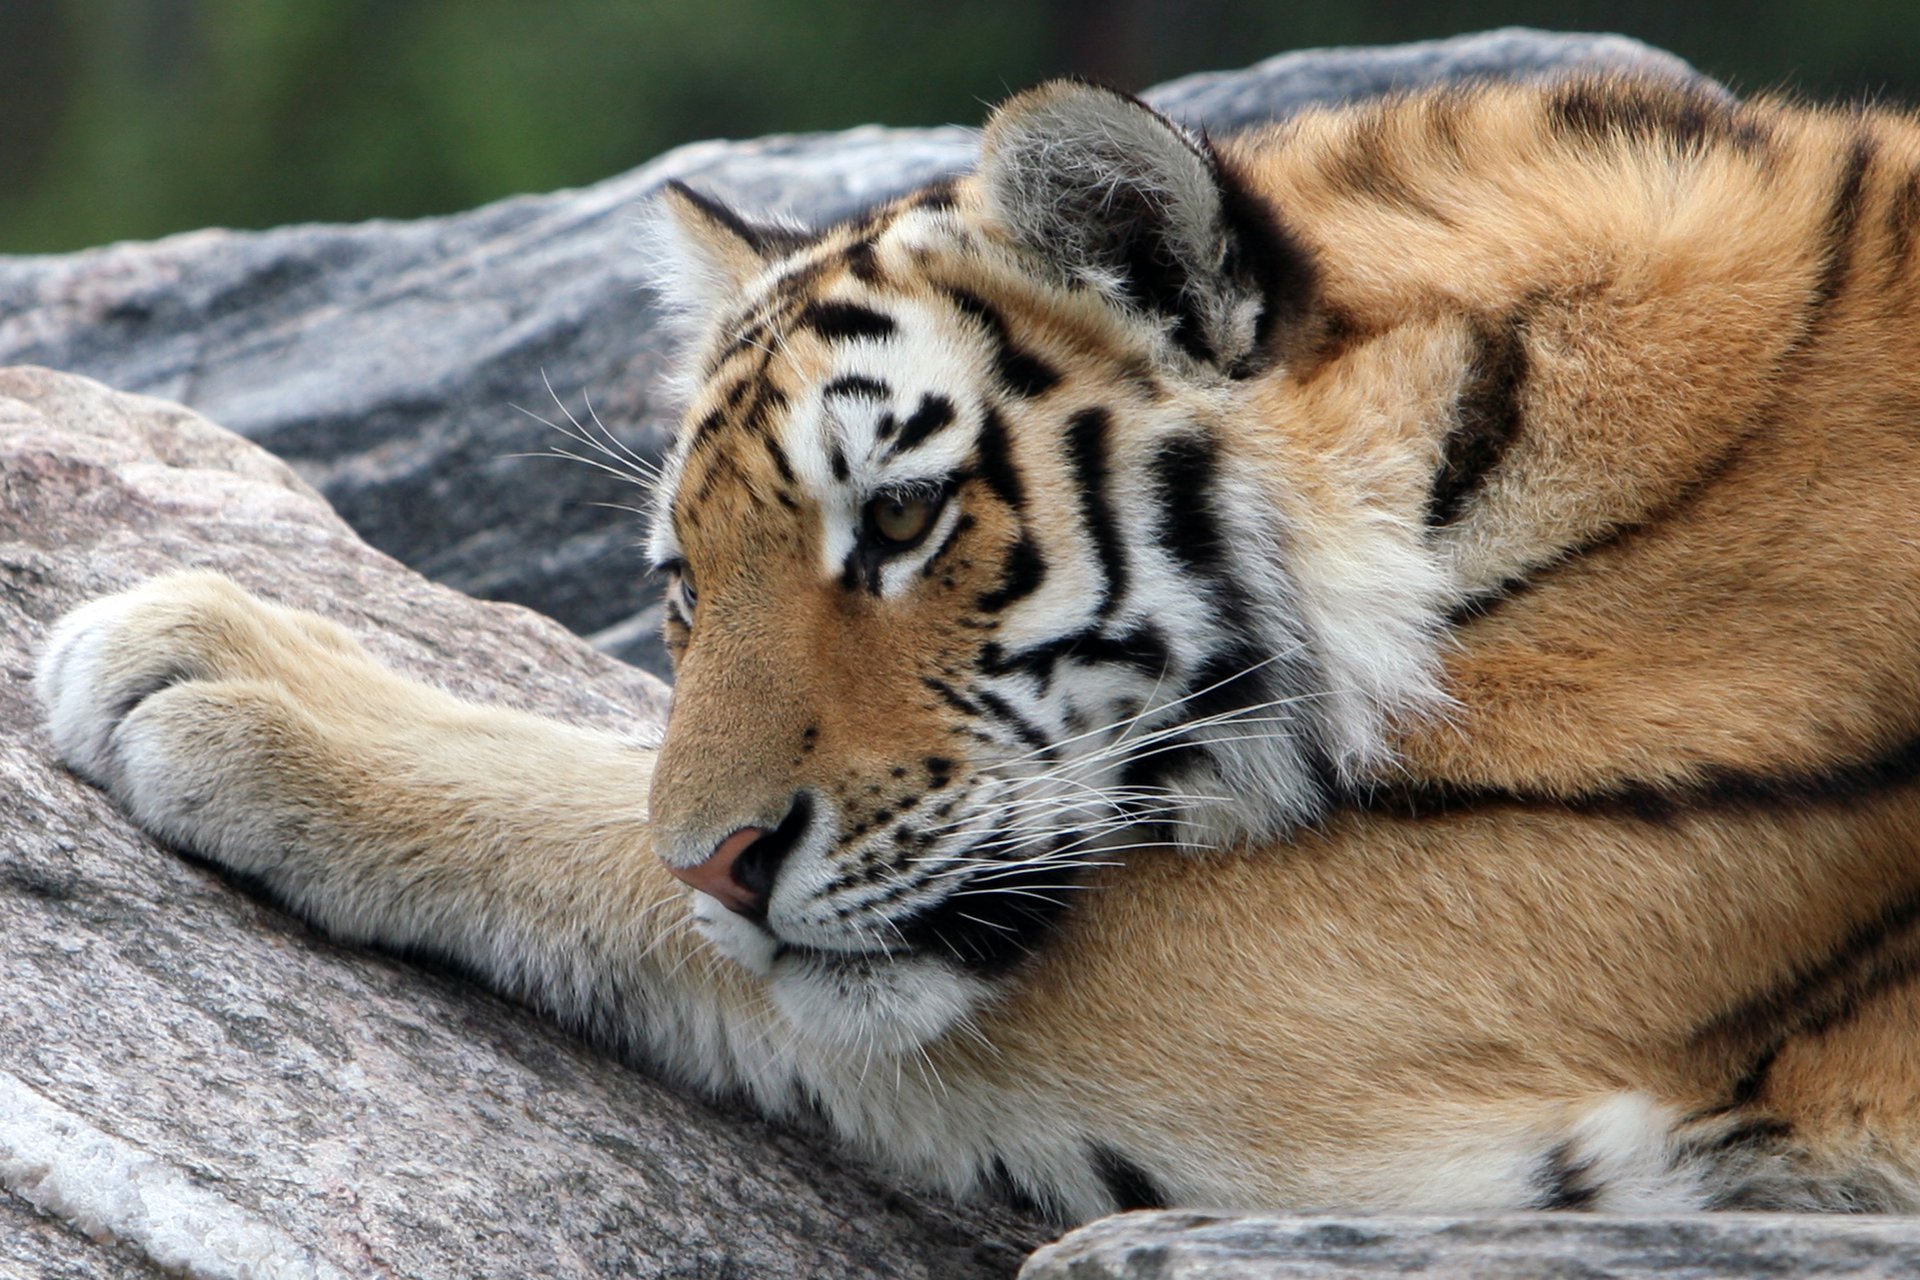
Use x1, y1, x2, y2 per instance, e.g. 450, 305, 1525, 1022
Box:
36, 74, 1920, 1223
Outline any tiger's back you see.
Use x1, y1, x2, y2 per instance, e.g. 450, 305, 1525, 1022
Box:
1168, 79, 1920, 1209
1246, 80, 1920, 798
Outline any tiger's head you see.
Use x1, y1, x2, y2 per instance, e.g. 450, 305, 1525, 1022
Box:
640, 81, 1442, 1052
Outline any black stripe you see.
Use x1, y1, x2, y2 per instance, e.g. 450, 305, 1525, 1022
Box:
1683, 1117, 1795, 1158
1213, 146, 1321, 364
1139, 640, 1325, 800
1441, 424, 1758, 628
823, 374, 890, 400
984, 1158, 1048, 1220
1425, 91, 1468, 157
1366, 728, 1920, 822
975, 536, 1046, 612
979, 639, 1050, 684
1546, 79, 1759, 155
1429, 313, 1530, 527
1722, 1045, 1783, 1112
922, 677, 981, 718
712, 321, 773, 371
1116, 641, 1277, 800
1444, 580, 1525, 629
762, 435, 797, 486
974, 688, 1052, 753
1807, 134, 1875, 325
1078, 625, 1172, 678
1532, 1141, 1599, 1210
1090, 1146, 1169, 1212
980, 625, 1171, 685
1692, 940, 1920, 1203
897, 847, 1077, 976
945, 288, 1061, 397
889, 394, 958, 455
1885, 165, 1920, 287
920, 512, 973, 578
972, 407, 1025, 509
739, 383, 787, 436
1693, 884, 1920, 1095
1328, 115, 1452, 224
843, 238, 882, 283
1147, 432, 1227, 577
914, 179, 959, 211
664, 180, 812, 257
1065, 408, 1129, 618
827, 442, 850, 482
1146, 427, 1342, 806
799, 300, 897, 342
1116, 734, 1208, 797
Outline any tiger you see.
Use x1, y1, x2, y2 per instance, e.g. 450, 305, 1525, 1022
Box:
35, 72, 1920, 1224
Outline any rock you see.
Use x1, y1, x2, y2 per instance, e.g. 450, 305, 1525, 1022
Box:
2, 1190, 162, 1280
0, 30, 1713, 680
0, 366, 1044, 1278
1020, 1211, 1920, 1279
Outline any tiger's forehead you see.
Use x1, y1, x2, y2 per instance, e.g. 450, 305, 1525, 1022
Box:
652, 196, 999, 559
648, 182, 1164, 580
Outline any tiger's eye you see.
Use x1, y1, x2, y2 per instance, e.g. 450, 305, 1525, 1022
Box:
869, 493, 936, 546
667, 563, 696, 615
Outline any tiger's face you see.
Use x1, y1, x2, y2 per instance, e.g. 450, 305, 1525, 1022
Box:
642, 83, 1430, 1052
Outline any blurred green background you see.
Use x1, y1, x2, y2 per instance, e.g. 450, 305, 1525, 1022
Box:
6, 0, 1920, 255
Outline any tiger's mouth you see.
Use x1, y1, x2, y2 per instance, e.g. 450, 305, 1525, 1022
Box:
692, 840, 1084, 972
683, 814, 1093, 1053
689, 889, 1007, 1054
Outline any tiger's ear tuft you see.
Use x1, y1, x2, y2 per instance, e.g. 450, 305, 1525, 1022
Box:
975, 80, 1316, 372
640, 181, 811, 334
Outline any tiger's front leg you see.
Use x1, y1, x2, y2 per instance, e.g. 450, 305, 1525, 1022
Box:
34, 571, 743, 1075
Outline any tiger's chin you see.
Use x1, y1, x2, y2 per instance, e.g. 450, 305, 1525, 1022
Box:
690, 893, 992, 1054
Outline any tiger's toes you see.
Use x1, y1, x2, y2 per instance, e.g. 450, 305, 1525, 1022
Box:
35, 571, 333, 792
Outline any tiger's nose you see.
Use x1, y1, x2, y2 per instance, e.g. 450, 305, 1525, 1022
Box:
665, 794, 812, 921
669, 826, 768, 917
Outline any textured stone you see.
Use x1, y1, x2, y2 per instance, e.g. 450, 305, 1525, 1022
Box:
0, 366, 1043, 1278
1021, 1210, 1920, 1279
1, 1191, 161, 1280
0, 30, 1712, 680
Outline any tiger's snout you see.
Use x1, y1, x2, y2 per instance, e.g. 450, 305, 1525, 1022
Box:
661, 793, 814, 920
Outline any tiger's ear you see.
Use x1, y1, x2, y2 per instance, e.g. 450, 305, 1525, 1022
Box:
975, 80, 1317, 372
642, 181, 811, 331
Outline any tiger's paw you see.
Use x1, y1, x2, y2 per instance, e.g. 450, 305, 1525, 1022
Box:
35, 571, 362, 862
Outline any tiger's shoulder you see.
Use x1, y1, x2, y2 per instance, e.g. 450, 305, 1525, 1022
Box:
1221, 74, 1920, 804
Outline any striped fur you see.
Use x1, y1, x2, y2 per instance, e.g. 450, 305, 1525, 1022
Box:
37, 76, 1920, 1223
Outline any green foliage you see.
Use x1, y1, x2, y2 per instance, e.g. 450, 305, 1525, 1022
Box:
4, 0, 1919, 254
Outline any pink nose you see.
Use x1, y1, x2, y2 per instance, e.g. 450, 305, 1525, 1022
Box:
667, 826, 768, 916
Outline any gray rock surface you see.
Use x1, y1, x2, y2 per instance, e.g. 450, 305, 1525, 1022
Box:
0, 366, 1044, 1278
1021, 1211, 1920, 1279
0, 29, 1712, 679
1, 1190, 161, 1280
